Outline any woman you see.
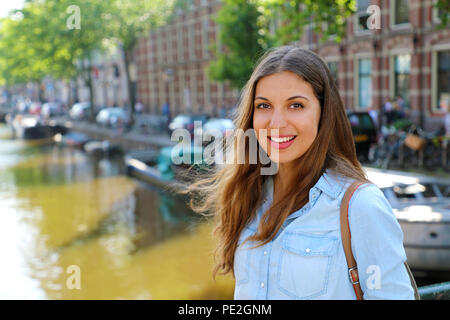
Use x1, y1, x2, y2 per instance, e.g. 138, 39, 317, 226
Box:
186, 46, 414, 299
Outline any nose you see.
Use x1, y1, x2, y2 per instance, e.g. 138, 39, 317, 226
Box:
269, 107, 288, 129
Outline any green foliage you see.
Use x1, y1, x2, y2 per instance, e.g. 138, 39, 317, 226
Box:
108, 0, 174, 52
435, 0, 450, 29
0, 0, 172, 85
208, 0, 270, 89
261, 0, 355, 46
0, 0, 111, 86
208, 0, 357, 89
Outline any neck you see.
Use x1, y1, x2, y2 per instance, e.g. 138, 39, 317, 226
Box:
274, 161, 295, 194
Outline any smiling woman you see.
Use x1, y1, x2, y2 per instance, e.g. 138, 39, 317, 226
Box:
184, 46, 415, 300
253, 71, 321, 169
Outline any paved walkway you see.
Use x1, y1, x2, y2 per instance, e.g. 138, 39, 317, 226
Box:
52, 117, 175, 150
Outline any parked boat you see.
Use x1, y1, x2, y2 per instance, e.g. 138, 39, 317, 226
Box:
57, 131, 91, 148
365, 166, 450, 273
7, 113, 67, 142
125, 148, 178, 191
125, 145, 210, 191
84, 140, 123, 157
9, 114, 51, 140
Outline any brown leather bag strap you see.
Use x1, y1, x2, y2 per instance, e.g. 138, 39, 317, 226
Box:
340, 181, 367, 300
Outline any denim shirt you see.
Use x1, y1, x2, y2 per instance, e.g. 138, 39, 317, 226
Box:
233, 169, 415, 300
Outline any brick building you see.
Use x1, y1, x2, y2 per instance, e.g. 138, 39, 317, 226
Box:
311, 0, 450, 130
134, 0, 449, 130
134, 0, 239, 117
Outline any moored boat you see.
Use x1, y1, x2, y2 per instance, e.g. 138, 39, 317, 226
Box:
365, 166, 450, 274
125, 145, 211, 191
7, 114, 67, 142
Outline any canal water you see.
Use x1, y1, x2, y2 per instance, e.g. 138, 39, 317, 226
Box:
0, 124, 234, 299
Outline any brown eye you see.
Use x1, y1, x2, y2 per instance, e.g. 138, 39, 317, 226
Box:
256, 103, 270, 109
290, 103, 304, 109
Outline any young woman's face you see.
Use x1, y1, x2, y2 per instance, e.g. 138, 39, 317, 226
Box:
252, 71, 321, 164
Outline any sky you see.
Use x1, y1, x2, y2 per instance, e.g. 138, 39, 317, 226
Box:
0, 0, 25, 18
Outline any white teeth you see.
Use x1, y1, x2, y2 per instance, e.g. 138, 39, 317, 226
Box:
270, 136, 295, 143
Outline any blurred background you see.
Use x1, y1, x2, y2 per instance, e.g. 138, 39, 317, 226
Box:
0, 0, 449, 300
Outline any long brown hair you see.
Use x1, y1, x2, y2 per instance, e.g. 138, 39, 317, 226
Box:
183, 45, 369, 279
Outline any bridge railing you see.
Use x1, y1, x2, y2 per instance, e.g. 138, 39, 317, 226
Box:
418, 281, 450, 300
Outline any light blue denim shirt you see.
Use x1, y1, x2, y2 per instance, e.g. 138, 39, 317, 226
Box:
233, 168, 415, 300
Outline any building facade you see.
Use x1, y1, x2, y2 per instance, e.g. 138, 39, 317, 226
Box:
307, 0, 449, 129
134, 0, 239, 117
134, 0, 449, 130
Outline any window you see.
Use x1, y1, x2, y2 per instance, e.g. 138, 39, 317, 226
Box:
202, 19, 209, 58
327, 61, 338, 87
392, 0, 409, 25
358, 59, 372, 108
393, 54, 411, 108
355, 0, 371, 32
436, 50, 450, 111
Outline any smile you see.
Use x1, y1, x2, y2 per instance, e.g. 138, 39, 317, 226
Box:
268, 135, 297, 149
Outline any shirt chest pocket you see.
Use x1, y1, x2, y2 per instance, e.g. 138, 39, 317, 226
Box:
277, 232, 338, 299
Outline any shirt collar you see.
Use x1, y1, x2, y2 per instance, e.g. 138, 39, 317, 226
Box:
313, 168, 347, 200
264, 168, 345, 201
252, 168, 348, 229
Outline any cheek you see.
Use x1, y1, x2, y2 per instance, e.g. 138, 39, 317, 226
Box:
252, 112, 268, 137
292, 113, 320, 145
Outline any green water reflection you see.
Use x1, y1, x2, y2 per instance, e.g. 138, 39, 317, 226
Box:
0, 124, 234, 299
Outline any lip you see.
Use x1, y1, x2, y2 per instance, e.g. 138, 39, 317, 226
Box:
268, 135, 297, 150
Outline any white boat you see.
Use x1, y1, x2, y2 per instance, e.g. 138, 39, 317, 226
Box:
364, 167, 450, 273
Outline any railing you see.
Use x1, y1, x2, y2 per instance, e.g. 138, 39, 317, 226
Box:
419, 281, 450, 300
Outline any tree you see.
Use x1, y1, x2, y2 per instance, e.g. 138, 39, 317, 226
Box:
0, 3, 52, 87
435, 0, 450, 28
45, 0, 112, 120
0, 0, 112, 119
108, 0, 175, 124
262, 0, 356, 45
208, 0, 271, 90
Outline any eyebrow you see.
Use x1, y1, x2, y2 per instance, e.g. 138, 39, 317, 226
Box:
254, 95, 310, 102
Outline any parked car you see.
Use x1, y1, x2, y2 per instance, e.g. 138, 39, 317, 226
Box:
41, 102, 65, 119
194, 118, 235, 142
347, 111, 378, 161
96, 107, 130, 129
168, 114, 209, 137
69, 102, 91, 121
16, 100, 30, 114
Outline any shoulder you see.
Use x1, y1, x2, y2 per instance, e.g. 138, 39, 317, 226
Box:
347, 182, 403, 241
349, 183, 392, 216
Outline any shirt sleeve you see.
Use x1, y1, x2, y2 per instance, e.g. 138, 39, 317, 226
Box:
348, 183, 415, 300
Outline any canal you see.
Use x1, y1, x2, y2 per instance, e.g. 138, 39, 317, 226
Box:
0, 124, 234, 299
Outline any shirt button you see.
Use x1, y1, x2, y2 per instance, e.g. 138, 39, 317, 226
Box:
260, 282, 265, 288
305, 248, 311, 253
263, 251, 268, 255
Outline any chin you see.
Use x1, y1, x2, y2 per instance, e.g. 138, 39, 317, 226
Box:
267, 153, 301, 164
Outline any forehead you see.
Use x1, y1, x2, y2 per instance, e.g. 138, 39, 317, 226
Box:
255, 71, 314, 97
